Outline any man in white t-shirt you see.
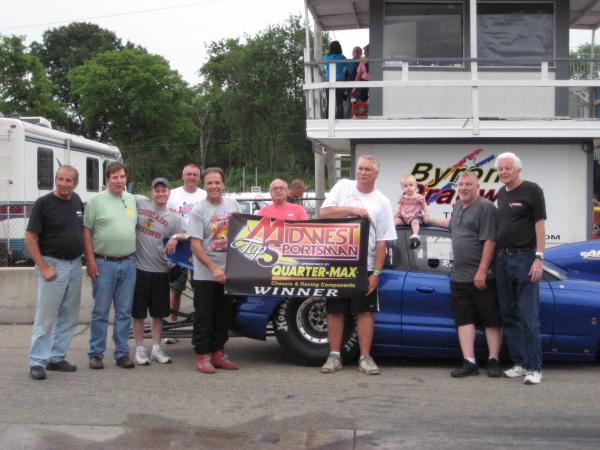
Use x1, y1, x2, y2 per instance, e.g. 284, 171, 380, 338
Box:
165, 164, 207, 334
319, 154, 396, 376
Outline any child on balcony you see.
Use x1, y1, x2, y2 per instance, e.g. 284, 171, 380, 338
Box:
394, 175, 429, 249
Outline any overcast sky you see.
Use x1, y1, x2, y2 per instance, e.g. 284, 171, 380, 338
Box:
0, 0, 594, 86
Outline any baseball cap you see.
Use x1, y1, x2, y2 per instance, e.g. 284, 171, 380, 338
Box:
151, 177, 170, 189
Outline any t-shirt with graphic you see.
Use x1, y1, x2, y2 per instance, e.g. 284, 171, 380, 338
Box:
167, 186, 207, 231
188, 197, 240, 281
396, 193, 427, 224
135, 198, 183, 273
321, 179, 396, 271
257, 202, 309, 221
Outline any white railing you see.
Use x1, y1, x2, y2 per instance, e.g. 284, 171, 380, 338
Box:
304, 58, 600, 136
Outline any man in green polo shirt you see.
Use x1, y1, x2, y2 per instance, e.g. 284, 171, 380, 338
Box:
83, 162, 138, 370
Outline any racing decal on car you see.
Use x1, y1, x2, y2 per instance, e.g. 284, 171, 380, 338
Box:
580, 249, 600, 260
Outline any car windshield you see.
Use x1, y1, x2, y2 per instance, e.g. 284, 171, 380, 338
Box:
542, 260, 567, 281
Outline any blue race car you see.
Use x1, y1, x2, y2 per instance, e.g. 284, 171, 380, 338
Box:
231, 227, 600, 365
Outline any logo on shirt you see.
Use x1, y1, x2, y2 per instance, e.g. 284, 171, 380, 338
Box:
509, 202, 524, 208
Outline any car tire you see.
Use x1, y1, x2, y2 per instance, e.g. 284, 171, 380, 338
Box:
272, 297, 359, 366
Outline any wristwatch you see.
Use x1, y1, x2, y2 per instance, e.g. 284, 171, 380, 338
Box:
534, 251, 544, 260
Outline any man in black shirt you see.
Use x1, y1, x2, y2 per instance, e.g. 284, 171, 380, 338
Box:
495, 152, 546, 385
26, 166, 84, 380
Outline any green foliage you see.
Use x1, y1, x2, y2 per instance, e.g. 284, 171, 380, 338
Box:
31, 23, 123, 104
69, 48, 196, 184
199, 15, 313, 184
1, 17, 314, 190
0, 35, 63, 119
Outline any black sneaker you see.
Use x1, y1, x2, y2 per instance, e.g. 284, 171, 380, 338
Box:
46, 360, 77, 372
30, 365, 47, 381
487, 358, 501, 378
451, 360, 479, 378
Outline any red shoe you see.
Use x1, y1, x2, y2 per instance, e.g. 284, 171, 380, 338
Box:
211, 349, 239, 370
196, 354, 216, 374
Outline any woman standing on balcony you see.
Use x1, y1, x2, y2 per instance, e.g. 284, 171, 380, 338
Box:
324, 40, 347, 119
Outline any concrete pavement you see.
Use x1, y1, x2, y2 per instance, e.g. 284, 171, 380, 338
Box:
2, 324, 600, 449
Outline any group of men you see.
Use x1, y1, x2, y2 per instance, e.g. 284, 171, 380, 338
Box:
26, 152, 547, 386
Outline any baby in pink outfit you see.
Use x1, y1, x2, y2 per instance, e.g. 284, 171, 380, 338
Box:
394, 175, 429, 249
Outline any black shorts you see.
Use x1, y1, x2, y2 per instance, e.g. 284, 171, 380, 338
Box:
132, 269, 170, 319
451, 279, 502, 327
326, 273, 379, 315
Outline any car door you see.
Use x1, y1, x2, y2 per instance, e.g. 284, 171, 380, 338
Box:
373, 229, 409, 348
400, 228, 460, 354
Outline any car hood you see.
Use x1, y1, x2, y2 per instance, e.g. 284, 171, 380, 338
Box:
545, 241, 600, 282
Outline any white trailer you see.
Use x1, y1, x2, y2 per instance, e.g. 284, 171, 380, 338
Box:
0, 117, 121, 263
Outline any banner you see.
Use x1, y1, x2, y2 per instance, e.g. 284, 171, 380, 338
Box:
224, 214, 369, 298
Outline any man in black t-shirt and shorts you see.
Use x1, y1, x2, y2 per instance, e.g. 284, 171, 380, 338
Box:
495, 152, 547, 385
26, 166, 84, 381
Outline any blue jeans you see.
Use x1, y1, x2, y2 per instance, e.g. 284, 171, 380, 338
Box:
88, 256, 136, 360
29, 256, 82, 367
496, 250, 543, 371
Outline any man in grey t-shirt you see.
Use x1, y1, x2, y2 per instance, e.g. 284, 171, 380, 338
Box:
132, 178, 185, 366
432, 171, 502, 378
187, 168, 240, 374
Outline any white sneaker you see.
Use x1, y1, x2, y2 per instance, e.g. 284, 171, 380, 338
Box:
504, 365, 526, 378
151, 347, 172, 364
163, 337, 178, 345
321, 353, 342, 373
135, 349, 150, 366
524, 370, 543, 385
358, 355, 380, 375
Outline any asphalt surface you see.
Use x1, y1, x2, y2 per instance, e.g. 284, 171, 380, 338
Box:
1, 324, 600, 449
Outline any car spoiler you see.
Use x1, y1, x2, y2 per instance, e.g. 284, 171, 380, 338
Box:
544, 241, 600, 282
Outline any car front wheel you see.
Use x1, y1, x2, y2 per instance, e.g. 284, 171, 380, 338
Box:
272, 297, 359, 365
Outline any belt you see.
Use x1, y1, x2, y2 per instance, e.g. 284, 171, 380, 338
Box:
94, 253, 134, 262
498, 248, 534, 255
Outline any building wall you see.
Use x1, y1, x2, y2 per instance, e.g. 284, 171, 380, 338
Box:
368, 0, 571, 117
354, 142, 590, 244
382, 70, 556, 118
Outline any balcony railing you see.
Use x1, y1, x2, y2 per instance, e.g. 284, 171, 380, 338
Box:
304, 57, 600, 136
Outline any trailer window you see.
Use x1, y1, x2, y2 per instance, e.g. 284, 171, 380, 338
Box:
86, 158, 99, 192
37, 148, 53, 190
102, 160, 110, 189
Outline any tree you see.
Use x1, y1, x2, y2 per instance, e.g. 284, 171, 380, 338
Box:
200, 15, 312, 187
0, 35, 63, 119
69, 48, 196, 185
30, 23, 124, 131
